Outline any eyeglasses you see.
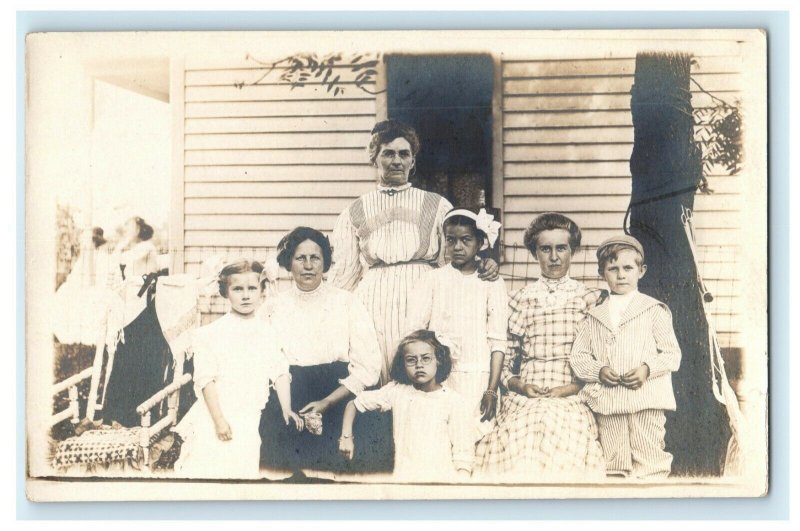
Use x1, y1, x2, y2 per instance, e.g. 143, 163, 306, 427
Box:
403, 355, 435, 367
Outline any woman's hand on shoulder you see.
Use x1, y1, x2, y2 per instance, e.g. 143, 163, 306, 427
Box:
477, 257, 499, 282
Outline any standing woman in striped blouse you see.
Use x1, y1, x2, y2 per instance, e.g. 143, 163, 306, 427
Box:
328, 120, 498, 383
474, 213, 606, 480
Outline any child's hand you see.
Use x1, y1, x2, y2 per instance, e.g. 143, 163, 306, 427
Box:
620, 364, 650, 390
480, 392, 498, 422
214, 418, 233, 441
522, 383, 548, 398
339, 435, 355, 460
283, 410, 305, 432
599, 366, 621, 387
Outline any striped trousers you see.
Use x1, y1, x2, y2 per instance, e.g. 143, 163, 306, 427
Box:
596, 409, 673, 479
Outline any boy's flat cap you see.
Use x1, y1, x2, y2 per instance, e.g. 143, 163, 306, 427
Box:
596, 234, 645, 259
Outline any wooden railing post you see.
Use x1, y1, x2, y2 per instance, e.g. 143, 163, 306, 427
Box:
140, 411, 152, 466
68, 385, 80, 424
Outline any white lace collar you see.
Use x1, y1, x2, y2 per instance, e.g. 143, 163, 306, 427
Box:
290, 280, 327, 301
536, 275, 577, 293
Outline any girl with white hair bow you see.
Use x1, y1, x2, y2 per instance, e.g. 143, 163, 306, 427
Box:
405, 207, 508, 440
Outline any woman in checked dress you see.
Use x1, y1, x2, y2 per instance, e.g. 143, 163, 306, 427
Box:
474, 213, 606, 480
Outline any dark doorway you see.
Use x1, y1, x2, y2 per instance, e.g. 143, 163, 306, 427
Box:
386, 54, 494, 209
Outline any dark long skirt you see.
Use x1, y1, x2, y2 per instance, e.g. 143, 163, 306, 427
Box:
102, 290, 172, 427
260, 361, 393, 473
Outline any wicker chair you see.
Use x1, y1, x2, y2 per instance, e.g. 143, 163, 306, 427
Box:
50, 273, 203, 472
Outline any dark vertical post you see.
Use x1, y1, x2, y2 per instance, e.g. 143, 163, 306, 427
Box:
629, 52, 730, 476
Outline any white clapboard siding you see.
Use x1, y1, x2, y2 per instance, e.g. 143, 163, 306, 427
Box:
185, 197, 353, 215
185, 181, 374, 199
503, 73, 741, 95
185, 84, 376, 102
504, 125, 733, 145
185, 131, 367, 150
185, 148, 366, 166
185, 63, 379, 86
505, 161, 736, 179
178, 47, 745, 348
185, 165, 375, 183
504, 209, 741, 230
501, 55, 743, 77
506, 111, 634, 128
180, 54, 378, 283
504, 175, 742, 196
185, 115, 377, 134
504, 92, 731, 112
504, 143, 632, 162
184, 213, 340, 231
185, 99, 375, 119
500, 49, 744, 347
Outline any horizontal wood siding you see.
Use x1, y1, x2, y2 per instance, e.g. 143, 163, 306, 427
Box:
181, 54, 378, 313
500, 49, 744, 347
179, 46, 745, 347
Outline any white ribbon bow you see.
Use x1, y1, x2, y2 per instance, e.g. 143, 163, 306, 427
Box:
198, 255, 227, 297
259, 252, 281, 296
475, 208, 501, 249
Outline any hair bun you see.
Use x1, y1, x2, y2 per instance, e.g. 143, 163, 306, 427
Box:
371, 119, 400, 135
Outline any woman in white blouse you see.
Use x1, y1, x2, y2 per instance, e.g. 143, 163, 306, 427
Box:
113, 216, 159, 284
259, 227, 386, 474
328, 120, 498, 383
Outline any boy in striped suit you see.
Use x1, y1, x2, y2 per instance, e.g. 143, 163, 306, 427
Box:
570, 235, 681, 479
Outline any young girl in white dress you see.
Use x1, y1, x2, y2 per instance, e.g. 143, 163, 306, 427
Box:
406, 208, 508, 434
338, 330, 476, 482
174, 260, 303, 479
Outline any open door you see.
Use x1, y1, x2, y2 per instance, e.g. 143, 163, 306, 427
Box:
386, 54, 494, 210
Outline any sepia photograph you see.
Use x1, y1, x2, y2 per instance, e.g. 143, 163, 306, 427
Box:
24, 28, 768, 501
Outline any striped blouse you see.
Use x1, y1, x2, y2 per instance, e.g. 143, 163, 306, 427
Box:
405, 265, 509, 372
570, 291, 682, 415
327, 185, 452, 290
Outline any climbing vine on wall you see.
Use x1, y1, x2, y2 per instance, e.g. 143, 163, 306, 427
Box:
691, 58, 743, 194
237, 52, 384, 96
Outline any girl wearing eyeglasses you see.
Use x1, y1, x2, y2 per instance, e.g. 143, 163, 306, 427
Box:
338, 330, 476, 482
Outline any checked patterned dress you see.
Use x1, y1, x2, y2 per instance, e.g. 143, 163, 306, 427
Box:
474, 277, 607, 480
